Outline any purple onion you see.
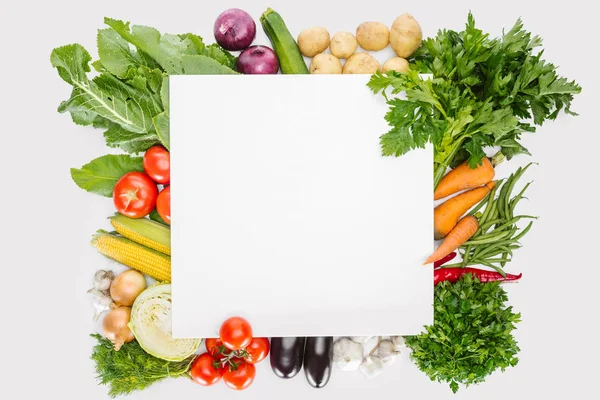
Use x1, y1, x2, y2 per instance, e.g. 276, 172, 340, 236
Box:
237, 45, 280, 74
214, 8, 256, 51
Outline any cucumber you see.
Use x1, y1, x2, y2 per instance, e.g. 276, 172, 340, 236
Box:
260, 8, 309, 74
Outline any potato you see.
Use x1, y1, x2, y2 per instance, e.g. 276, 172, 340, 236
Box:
382, 57, 409, 73
342, 52, 380, 74
356, 22, 389, 51
310, 53, 343, 74
389, 14, 422, 58
330, 31, 358, 59
298, 27, 330, 57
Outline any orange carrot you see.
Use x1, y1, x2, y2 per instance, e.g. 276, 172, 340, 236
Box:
434, 181, 495, 240
425, 215, 478, 265
434, 158, 495, 200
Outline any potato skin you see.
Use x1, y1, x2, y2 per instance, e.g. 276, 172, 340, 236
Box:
342, 52, 380, 74
298, 27, 330, 57
382, 57, 409, 73
310, 53, 343, 74
390, 14, 423, 58
356, 22, 390, 51
330, 31, 358, 59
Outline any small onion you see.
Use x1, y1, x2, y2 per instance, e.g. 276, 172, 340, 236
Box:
110, 270, 147, 307
103, 306, 134, 351
237, 45, 279, 74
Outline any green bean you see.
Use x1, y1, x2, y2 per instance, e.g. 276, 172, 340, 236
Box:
463, 229, 514, 245
492, 215, 537, 232
478, 184, 499, 225
461, 244, 473, 266
468, 192, 491, 216
496, 179, 511, 220
511, 220, 534, 242
511, 181, 532, 208
478, 218, 505, 234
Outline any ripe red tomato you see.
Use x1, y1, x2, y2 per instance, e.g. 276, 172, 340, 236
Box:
205, 338, 224, 355
190, 353, 223, 386
113, 172, 158, 218
220, 316, 253, 350
222, 360, 256, 390
244, 337, 270, 364
143, 146, 170, 184
156, 185, 171, 225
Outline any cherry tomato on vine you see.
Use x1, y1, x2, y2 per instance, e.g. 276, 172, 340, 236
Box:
156, 185, 171, 225
244, 337, 270, 364
113, 172, 158, 218
219, 316, 253, 350
222, 359, 256, 390
205, 338, 224, 355
143, 146, 170, 184
190, 353, 223, 386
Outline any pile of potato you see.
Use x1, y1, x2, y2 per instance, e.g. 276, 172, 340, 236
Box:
297, 14, 422, 74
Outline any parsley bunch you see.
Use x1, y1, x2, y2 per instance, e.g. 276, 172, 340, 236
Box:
368, 13, 581, 188
404, 274, 521, 393
90, 334, 196, 398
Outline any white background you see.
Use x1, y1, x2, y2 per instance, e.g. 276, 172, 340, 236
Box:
169, 75, 433, 338
2, 0, 599, 399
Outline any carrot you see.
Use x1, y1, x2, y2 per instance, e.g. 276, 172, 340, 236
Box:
434, 181, 495, 240
425, 215, 478, 264
434, 158, 495, 200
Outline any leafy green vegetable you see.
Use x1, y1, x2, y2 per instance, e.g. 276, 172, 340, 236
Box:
405, 274, 521, 393
90, 334, 195, 398
51, 17, 237, 155
368, 13, 581, 188
70, 154, 143, 197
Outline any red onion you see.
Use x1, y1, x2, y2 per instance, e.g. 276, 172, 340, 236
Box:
214, 8, 256, 51
237, 45, 280, 74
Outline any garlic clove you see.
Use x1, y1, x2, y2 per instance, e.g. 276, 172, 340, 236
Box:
359, 355, 385, 379
333, 338, 364, 371
376, 340, 401, 365
351, 336, 374, 344
390, 335, 406, 349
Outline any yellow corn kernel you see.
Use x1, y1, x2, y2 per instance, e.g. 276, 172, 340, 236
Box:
92, 231, 171, 282
109, 213, 171, 255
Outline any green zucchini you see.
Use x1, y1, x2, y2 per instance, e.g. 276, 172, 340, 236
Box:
260, 8, 309, 74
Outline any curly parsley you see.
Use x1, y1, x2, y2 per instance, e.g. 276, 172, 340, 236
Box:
404, 274, 521, 393
90, 334, 196, 398
368, 13, 581, 188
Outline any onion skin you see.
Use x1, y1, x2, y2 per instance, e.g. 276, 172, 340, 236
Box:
237, 46, 280, 74
103, 306, 134, 351
110, 270, 147, 307
214, 8, 256, 51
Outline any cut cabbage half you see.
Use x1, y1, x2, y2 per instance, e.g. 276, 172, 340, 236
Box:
129, 283, 202, 361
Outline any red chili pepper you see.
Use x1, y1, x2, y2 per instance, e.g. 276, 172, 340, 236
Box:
433, 251, 457, 268
434, 268, 522, 285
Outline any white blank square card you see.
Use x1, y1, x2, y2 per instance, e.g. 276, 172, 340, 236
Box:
170, 75, 433, 338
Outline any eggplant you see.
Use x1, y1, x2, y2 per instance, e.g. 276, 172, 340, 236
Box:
303, 336, 333, 388
270, 337, 306, 379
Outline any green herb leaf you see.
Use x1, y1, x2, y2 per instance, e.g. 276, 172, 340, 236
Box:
70, 154, 144, 197
90, 334, 195, 398
369, 13, 581, 188
149, 209, 168, 225
103, 123, 160, 154
405, 275, 521, 393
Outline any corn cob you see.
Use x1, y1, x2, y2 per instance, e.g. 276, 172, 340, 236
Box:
109, 213, 171, 255
92, 230, 171, 282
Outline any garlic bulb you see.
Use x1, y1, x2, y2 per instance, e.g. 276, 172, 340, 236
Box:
88, 288, 114, 321
359, 355, 385, 379
351, 336, 374, 344
376, 340, 401, 365
390, 335, 406, 349
91, 270, 115, 291
333, 338, 364, 371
